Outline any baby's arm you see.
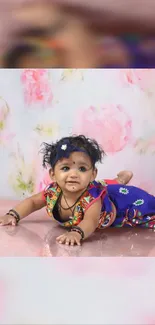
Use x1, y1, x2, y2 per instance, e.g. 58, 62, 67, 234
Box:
56, 199, 101, 245
78, 198, 117, 236
77, 200, 101, 239
0, 192, 46, 226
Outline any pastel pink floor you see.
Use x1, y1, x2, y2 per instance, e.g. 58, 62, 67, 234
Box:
0, 199, 155, 257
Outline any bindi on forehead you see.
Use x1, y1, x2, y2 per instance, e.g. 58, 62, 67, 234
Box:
69, 159, 91, 167
58, 158, 91, 167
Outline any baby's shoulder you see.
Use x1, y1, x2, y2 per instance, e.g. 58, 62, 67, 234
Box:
43, 182, 60, 194
96, 179, 107, 187
91, 179, 107, 188
44, 182, 54, 191
87, 180, 107, 199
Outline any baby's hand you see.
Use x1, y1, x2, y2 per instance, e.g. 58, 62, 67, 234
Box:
56, 231, 82, 246
0, 215, 17, 226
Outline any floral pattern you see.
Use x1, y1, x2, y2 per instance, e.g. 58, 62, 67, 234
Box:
120, 69, 155, 92
21, 69, 53, 107
133, 199, 144, 206
0, 68, 155, 198
0, 98, 15, 146
74, 104, 132, 154
119, 187, 129, 195
34, 122, 59, 137
8, 144, 37, 197
60, 69, 84, 81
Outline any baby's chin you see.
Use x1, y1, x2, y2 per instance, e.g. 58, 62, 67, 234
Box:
64, 183, 85, 192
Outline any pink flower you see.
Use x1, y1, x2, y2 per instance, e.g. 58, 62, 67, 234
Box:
74, 104, 132, 154
120, 69, 155, 91
21, 69, 53, 106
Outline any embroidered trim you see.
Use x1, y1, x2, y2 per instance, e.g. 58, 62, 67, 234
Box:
84, 188, 106, 213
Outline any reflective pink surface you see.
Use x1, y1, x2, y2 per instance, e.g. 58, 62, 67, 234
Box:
0, 199, 155, 257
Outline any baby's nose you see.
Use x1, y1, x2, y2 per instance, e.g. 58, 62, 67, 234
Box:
70, 171, 78, 178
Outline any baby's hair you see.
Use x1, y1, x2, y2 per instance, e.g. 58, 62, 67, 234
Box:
41, 134, 106, 169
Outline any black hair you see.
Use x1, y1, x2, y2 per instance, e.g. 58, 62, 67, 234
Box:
3, 44, 38, 68
41, 135, 106, 169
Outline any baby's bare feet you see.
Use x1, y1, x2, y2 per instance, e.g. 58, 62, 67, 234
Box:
117, 170, 133, 185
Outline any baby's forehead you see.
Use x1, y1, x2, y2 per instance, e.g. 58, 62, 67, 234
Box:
58, 152, 91, 165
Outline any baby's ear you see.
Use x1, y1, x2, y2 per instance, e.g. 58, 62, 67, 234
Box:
94, 167, 98, 178
49, 168, 55, 181
91, 167, 97, 181
95, 167, 98, 176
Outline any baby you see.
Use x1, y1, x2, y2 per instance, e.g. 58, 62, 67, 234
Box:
0, 135, 154, 246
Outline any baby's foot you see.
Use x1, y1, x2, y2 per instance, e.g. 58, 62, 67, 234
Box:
117, 170, 133, 184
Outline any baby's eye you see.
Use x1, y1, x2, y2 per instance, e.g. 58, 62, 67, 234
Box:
79, 166, 87, 172
61, 166, 70, 171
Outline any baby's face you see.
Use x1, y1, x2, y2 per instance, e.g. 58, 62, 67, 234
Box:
50, 152, 97, 194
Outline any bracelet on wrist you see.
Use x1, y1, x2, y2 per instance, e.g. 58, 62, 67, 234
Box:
6, 209, 21, 224
70, 226, 85, 240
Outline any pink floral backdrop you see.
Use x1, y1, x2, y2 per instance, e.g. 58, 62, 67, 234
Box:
1, 68, 155, 199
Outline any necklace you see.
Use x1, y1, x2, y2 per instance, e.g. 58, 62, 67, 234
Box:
58, 188, 87, 215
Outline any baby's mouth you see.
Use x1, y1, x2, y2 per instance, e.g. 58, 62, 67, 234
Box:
66, 181, 79, 184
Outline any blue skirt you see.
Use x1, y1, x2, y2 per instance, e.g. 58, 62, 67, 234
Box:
107, 184, 155, 229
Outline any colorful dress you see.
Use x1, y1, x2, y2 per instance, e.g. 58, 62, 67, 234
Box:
42, 180, 155, 230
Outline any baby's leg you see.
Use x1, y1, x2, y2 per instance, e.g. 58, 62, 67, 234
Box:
115, 170, 133, 185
